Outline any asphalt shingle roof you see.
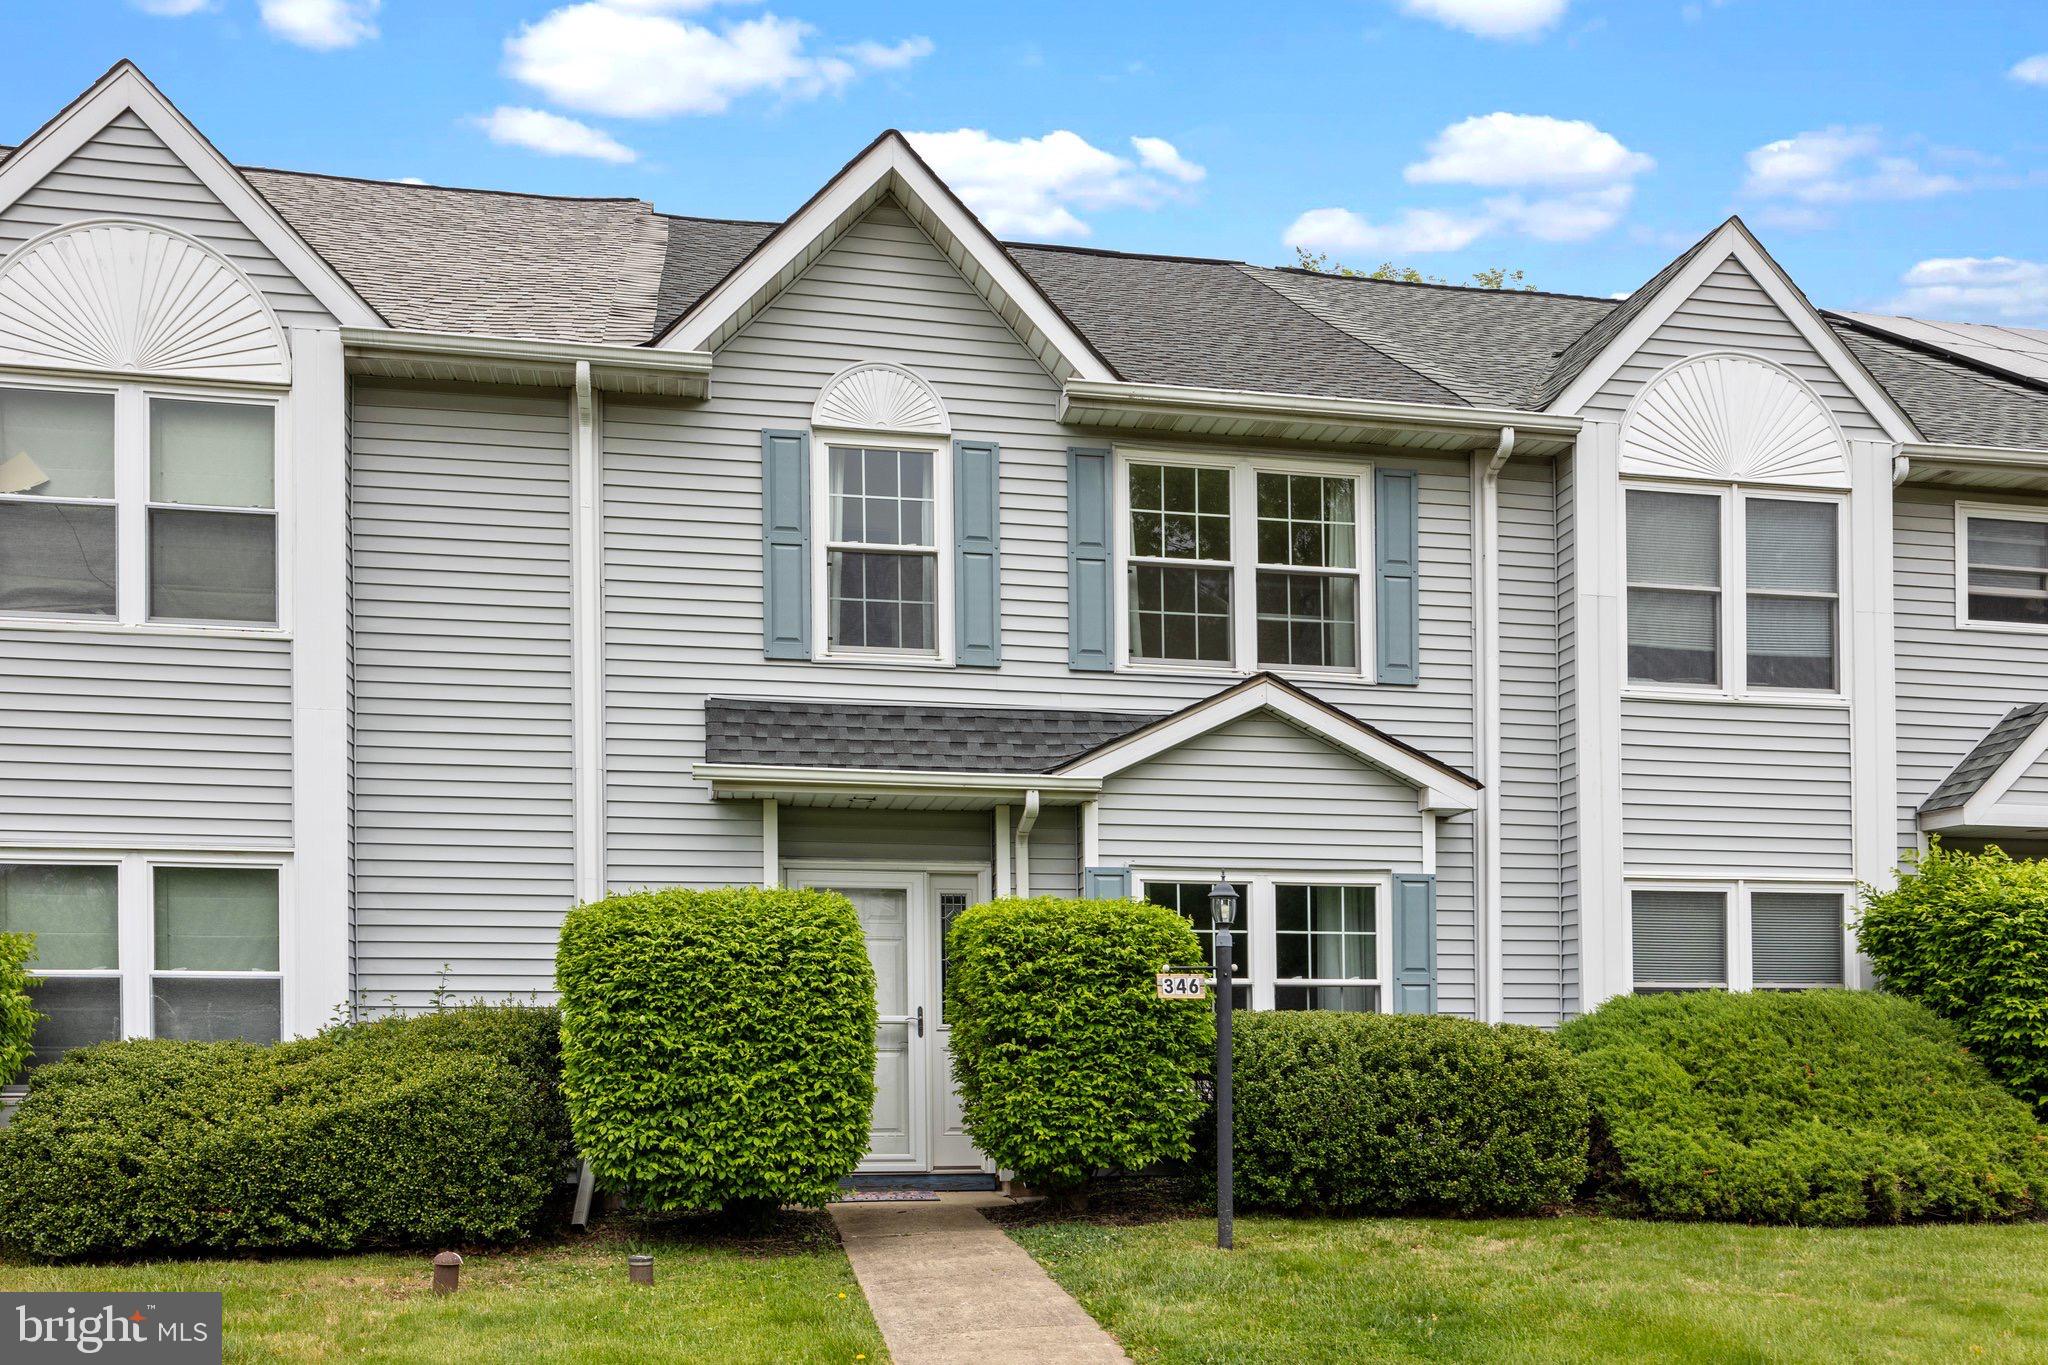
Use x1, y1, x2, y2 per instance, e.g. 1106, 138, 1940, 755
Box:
1831, 322, 2048, 451
1921, 702, 2048, 813
1529, 224, 1719, 410
704, 697, 1157, 774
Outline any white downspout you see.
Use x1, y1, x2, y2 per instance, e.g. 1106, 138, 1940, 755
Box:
1014, 790, 1041, 898
1474, 426, 1513, 1023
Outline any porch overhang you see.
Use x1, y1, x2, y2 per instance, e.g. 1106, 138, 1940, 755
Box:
1918, 701, 2048, 838
692, 762, 1101, 811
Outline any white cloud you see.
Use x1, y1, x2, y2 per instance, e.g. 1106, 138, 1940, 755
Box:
260, 0, 379, 49
1742, 126, 1964, 212
1405, 112, 1654, 189
131, 0, 214, 15
505, 3, 929, 118
904, 130, 1207, 239
473, 106, 638, 163
1286, 111, 1648, 256
1887, 256, 2048, 324
1284, 206, 1492, 255
1394, 0, 1568, 39
2010, 53, 2048, 86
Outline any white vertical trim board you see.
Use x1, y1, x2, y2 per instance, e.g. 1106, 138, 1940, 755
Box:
1573, 422, 1630, 1009
570, 362, 605, 905
993, 804, 1012, 896
1846, 440, 1900, 985
760, 799, 779, 888
288, 327, 347, 1033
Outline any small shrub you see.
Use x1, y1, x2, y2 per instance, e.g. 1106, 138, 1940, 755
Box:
0, 931, 36, 1087
556, 887, 875, 1213
947, 895, 1213, 1191
1560, 990, 2048, 1225
1859, 843, 2048, 1113
0, 1005, 566, 1261
1228, 1011, 1588, 1214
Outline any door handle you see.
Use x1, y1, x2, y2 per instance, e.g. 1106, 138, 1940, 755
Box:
915, 1006, 925, 1038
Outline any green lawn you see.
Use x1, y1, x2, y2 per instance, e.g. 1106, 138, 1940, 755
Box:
1009, 1213, 2048, 1363
0, 1218, 885, 1364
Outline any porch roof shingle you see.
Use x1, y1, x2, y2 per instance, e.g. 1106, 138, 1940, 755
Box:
703, 697, 1158, 774
1921, 702, 2048, 814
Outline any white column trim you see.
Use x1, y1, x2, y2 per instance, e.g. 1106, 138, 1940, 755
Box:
760, 798, 779, 889
570, 361, 605, 905
287, 326, 349, 1034
993, 804, 1012, 896
1080, 799, 1100, 869
1846, 438, 1899, 990
1574, 421, 1629, 1010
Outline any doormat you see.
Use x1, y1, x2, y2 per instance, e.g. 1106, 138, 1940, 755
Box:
833, 1190, 941, 1202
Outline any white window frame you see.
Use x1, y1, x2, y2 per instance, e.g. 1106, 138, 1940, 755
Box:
0, 850, 291, 1080
1113, 447, 1374, 680
1954, 500, 2048, 635
0, 374, 290, 639
1624, 875, 1853, 994
1622, 478, 1846, 703
809, 433, 953, 665
1136, 870, 1394, 1013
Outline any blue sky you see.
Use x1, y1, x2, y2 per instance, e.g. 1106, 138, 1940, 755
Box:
11, 0, 2048, 321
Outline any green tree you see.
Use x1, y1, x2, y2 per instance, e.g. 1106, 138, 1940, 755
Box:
1291, 247, 1532, 291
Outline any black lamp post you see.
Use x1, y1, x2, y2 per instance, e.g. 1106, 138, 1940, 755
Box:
1208, 877, 1239, 1251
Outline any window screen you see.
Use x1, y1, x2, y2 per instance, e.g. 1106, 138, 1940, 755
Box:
147, 398, 277, 625
151, 867, 281, 1044
1965, 515, 2048, 627
1632, 889, 1728, 990
1627, 489, 1721, 685
1746, 499, 1837, 690
0, 387, 118, 618
1751, 891, 1845, 987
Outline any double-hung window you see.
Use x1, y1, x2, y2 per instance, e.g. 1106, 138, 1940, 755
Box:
1630, 882, 1846, 994
1273, 883, 1380, 1011
1122, 455, 1369, 673
1626, 486, 1841, 694
1144, 879, 1250, 1008
0, 383, 279, 628
0, 859, 281, 1073
1958, 505, 2048, 629
826, 446, 938, 655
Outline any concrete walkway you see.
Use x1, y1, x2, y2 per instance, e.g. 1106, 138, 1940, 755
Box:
828, 1192, 1128, 1365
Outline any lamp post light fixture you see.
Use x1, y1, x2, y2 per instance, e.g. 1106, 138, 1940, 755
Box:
1208, 877, 1239, 1251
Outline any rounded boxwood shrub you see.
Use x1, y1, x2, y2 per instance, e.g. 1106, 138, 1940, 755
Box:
0, 931, 36, 1087
947, 895, 1213, 1191
1859, 842, 2048, 1113
0, 1004, 567, 1261
1560, 990, 2048, 1225
556, 887, 875, 1213
1229, 1011, 1589, 1214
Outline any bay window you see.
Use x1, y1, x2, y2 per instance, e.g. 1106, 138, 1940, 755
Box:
0, 382, 279, 628
1626, 485, 1841, 694
1630, 882, 1847, 994
826, 445, 938, 655
0, 857, 282, 1074
1121, 454, 1369, 673
1958, 505, 2048, 629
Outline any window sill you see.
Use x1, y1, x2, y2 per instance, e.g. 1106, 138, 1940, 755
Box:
0, 617, 290, 642
1114, 663, 1372, 685
1956, 618, 2048, 637
1621, 686, 1850, 709
807, 651, 954, 670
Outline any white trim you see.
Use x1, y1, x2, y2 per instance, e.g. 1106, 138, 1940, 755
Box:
0, 64, 380, 328
1574, 420, 1629, 1011
1952, 499, 2048, 634
341, 327, 712, 398
812, 362, 950, 436
657, 134, 1112, 383
286, 327, 348, 1035
810, 433, 952, 663
1941, 707, 2048, 834
569, 364, 605, 905
1616, 350, 1849, 490
1544, 222, 1918, 444
1080, 799, 1100, 870
760, 799, 779, 889
1014, 789, 1040, 898
1052, 677, 1481, 814
993, 804, 1012, 896
1846, 439, 1899, 985
693, 762, 1100, 801
1472, 428, 1511, 1023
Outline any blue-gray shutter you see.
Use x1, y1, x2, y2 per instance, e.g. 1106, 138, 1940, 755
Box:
1374, 467, 1420, 685
1068, 447, 1113, 671
954, 439, 1002, 667
761, 429, 810, 659
1084, 866, 1132, 900
1391, 873, 1436, 1015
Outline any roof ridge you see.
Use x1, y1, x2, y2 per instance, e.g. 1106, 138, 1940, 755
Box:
242, 161, 648, 204
1005, 239, 1245, 267
659, 210, 780, 229
1256, 263, 1619, 306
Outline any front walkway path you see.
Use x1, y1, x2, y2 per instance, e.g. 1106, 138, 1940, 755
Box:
828, 1192, 1128, 1364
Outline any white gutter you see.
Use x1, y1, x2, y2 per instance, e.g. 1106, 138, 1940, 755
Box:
1896, 440, 2048, 469
341, 326, 714, 397
1061, 379, 1582, 442
1473, 426, 1513, 1024
691, 763, 1100, 800
1014, 789, 1042, 898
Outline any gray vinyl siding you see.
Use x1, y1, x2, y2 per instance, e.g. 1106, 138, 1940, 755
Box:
2010, 758, 2048, 802
601, 199, 1480, 988
781, 807, 994, 865
1583, 258, 1886, 439
1026, 804, 1082, 900
0, 111, 335, 329
1095, 712, 1430, 873
0, 631, 292, 845
349, 386, 575, 1009
1555, 451, 1580, 1016
1499, 462, 1563, 1024
1895, 487, 2048, 838
1620, 699, 1854, 876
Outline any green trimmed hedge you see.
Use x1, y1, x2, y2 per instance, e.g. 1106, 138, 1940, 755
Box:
556, 887, 875, 1213
1229, 1011, 1589, 1214
1859, 843, 2048, 1113
0, 931, 35, 1087
0, 1005, 567, 1261
947, 895, 1213, 1191
1560, 990, 2048, 1225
